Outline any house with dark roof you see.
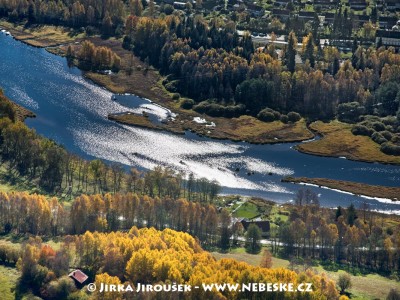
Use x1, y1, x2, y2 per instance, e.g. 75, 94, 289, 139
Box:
385, 0, 400, 11
274, 0, 292, 7
247, 2, 264, 17
241, 220, 271, 233
68, 269, 89, 287
354, 14, 370, 27
298, 11, 317, 22
322, 12, 335, 25
348, 0, 367, 10
272, 8, 291, 21
379, 16, 398, 29
313, 0, 339, 9
376, 29, 400, 48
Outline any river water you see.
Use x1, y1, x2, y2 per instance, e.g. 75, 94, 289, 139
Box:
1, 33, 400, 213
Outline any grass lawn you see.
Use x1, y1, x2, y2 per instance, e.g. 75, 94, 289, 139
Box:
297, 120, 400, 164
313, 267, 400, 300
212, 247, 263, 266
0, 265, 20, 300
233, 201, 260, 219
213, 248, 400, 300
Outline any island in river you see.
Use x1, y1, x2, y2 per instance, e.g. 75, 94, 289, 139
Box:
2, 20, 400, 165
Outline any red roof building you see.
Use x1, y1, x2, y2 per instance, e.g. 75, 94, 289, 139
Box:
68, 269, 89, 284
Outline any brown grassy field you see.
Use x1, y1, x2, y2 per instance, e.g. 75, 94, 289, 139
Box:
283, 176, 400, 201
297, 121, 400, 164
0, 20, 85, 47
111, 112, 314, 144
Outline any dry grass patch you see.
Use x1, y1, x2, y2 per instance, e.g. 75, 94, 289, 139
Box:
297, 120, 400, 164
109, 113, 159, 130
206, 116, 313, 143
0, 20, 84, 47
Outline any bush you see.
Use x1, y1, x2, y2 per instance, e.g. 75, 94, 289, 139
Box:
180, 99, 195, 109
164, 80, 180, 93
259, 112, 275, 122
337, 102, 365, 123
381, 142, 400, 156
381, 130, 393, 141
352, 124, 374, 136
371, 132, 387, 144
280, 114, 289, 123
382, 116, 397, 126
338, 272, 352, 294
257, 108, 278, 122
287, 111, 301, 122
372, 121, 386, 132
163, 4, 174, 14
391, 134, 400, 143
193, 101, 244, 117
172, 93, 180, 101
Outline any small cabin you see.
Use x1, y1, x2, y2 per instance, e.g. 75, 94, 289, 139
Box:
68, 269, 89, 287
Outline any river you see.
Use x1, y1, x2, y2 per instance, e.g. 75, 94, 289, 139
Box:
1, 33, 400, 213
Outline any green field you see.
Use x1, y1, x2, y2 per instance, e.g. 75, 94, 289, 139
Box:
213, 248, 400, 300
0, 265, 20, 300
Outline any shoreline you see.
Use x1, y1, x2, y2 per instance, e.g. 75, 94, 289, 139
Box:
282, 176, 400, 202
296, 121, 400, 165
2, 20, 400, 164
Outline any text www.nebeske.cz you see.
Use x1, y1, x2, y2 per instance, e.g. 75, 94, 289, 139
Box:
95, 282, 313, 293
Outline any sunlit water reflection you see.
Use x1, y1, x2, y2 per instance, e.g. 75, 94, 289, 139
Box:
1, 33, 400, 213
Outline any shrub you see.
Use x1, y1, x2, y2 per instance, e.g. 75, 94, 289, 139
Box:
193, 101, 244, 117
337, 272, 352, 294
381, 142, 400, 156
381, 130, 393, 141
337, 102, 365, 123
280, 114, 289, 123
257, 109, 276, 122
180, 99, 195, 109
391, 134, 400, 143
352, 124, 374, 136
372, 121, 386, 132
163, 4, 174, 14
371, 132, 387, 144
172, 93, 180, 101
257, 108, 281, 122
382, 116, 397, 126
287, 111, 301, 122
164, 80, 180, 93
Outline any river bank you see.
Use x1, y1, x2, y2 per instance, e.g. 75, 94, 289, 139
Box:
1, 20, 399, 163
296, 121, 400, 165
282, 176, 400, 202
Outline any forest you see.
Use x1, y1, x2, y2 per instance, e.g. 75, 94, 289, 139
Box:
1, 228, 341, 299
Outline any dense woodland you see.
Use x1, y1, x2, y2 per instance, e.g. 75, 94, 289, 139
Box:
0, 191, 233, 249
277, 200, 400, 275
1, 228, 340, 299
124, 16, 400, 121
